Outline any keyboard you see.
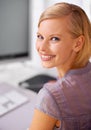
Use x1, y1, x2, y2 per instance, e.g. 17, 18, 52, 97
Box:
0, 90, 28, 117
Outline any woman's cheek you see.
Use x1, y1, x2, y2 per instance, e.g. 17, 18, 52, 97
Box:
36, 42, 39, 51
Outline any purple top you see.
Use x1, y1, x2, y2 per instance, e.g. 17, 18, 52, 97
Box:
35, 62, 91, 130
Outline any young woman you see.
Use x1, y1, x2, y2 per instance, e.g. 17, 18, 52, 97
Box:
29, 2, 91, 130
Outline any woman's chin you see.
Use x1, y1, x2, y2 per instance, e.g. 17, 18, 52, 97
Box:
42, 62, 54, 68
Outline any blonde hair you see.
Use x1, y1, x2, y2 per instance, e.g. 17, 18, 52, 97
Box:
38, 2, 91, 68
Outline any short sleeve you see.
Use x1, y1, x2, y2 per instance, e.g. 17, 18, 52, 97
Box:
35, 87, 60, 120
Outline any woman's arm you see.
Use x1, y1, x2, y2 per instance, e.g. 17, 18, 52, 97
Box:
29, 109, 59, 130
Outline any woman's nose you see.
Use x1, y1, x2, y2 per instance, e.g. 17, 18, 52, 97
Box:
39, 40, 48, 51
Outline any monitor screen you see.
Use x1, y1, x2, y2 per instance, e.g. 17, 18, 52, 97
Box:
0, 0, 30, 63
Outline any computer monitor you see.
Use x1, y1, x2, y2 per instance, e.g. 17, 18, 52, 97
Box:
0, 0, 30, 63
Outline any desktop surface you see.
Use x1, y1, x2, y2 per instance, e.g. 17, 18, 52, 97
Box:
0, 82, 37, 130
0, 61, 57, 129
0, 61, 57, 86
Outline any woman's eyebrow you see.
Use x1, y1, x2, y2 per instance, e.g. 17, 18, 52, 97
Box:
36, 32, 62, 38
36, 32, 43, 36
36, 32, 40, 34
49, 34, 62, 37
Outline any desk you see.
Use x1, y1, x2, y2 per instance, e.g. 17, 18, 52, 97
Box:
0, 62, 57, 130
0, 83, 37, 130
0, 62, 42, 86
0, 61, 57, 86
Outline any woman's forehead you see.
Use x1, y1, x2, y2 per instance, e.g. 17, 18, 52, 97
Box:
38, 18, 70, 34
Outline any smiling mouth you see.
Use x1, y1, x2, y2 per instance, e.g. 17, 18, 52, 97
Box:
40, 54, 55, 61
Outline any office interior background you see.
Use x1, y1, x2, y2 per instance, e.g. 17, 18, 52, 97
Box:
0, 0, 91, 86
0, 1, 91, 130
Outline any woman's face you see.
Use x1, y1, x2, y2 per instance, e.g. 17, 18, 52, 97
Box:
36, 18, 77, 71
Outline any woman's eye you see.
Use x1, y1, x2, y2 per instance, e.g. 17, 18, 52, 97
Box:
37, 34, 43, 40
51, 37, 60, 41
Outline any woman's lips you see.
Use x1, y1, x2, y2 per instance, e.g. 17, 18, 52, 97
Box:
40, 54, 55, 61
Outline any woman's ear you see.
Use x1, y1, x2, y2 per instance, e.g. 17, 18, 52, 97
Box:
73, 35, 84, 52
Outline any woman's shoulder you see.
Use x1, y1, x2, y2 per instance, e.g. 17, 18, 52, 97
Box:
36, 80, 60, 104
35, 81, 61, 119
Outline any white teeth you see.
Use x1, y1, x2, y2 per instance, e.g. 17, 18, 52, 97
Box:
41, 55, 54, 60
41, 55, 52, 58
